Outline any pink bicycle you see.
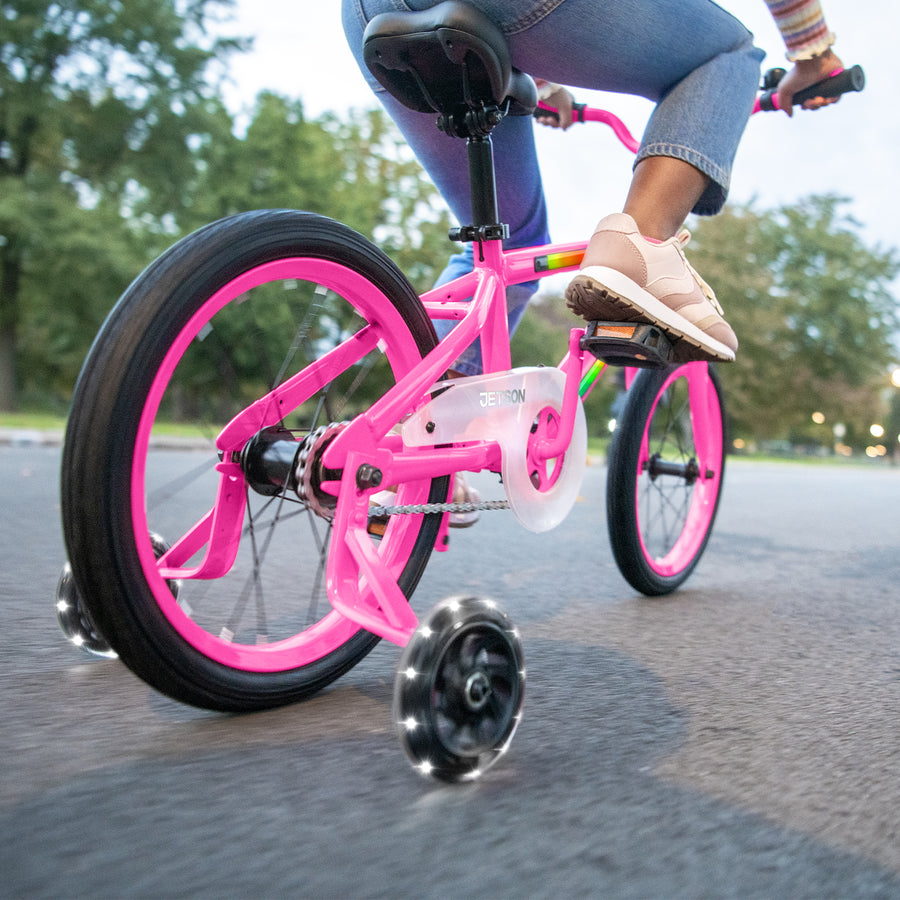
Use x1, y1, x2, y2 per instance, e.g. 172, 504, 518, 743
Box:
57, 3, 863, 780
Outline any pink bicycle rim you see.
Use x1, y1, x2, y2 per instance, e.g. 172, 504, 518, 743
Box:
130, 258, 427, 671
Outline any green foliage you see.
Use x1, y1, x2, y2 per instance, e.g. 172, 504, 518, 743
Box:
323, 107, 453, 293
16, 193, 149, 408
0, 0, 242, 409
0, 0, 452, 411
688, 197, 900, 448
184, 94, 453, 294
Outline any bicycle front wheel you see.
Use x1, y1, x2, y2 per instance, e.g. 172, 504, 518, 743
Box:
607, 362, 725, 596
61, 210, 448, 711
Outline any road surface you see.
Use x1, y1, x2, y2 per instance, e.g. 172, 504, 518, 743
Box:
2, 444, 899, 897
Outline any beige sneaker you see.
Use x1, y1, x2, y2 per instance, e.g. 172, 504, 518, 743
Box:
565, 213, 737, 362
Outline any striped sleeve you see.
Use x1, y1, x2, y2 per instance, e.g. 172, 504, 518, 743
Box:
765, 0, 836, 60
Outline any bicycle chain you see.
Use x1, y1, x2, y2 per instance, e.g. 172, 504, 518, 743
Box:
368, 499, 510, 518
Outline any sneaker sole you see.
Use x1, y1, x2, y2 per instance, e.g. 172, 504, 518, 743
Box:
566, 267, 735, 362
449, 511, 479, 528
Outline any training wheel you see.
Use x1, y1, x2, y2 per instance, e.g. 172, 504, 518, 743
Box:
55, 563, 117, 658
394, 596, 525, 782
56, 534, 178, 659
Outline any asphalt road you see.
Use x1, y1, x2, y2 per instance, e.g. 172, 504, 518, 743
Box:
2, 443, 899, 898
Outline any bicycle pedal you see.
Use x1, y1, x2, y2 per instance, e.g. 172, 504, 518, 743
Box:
580, 321, 674, 368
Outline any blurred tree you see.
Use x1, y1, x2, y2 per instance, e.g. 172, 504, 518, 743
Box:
159, 95, 455, 420
14, 190, 150, 410
187, 94, 453, 293
0, 0, 242, 409
325, 106, 454, 294
689, 197, 899, 448
888, 389, 900, 465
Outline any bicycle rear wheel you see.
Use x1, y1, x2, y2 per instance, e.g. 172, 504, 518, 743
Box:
61, 210, 448, 711
607, 362, 725, 596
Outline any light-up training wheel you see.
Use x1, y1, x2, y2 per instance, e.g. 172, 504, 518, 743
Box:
55, 563, 117, 658
56, 533, 178, 659
394, 596, 525, 782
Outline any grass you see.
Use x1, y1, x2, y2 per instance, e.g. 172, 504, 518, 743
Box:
0, 411, 213, 440
0, 411, 67, 431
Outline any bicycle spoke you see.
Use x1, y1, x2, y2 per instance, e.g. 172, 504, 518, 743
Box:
303, 523, 332, 629
146, 457, 219, 511
272, 284, 330, 389
638, 376, 702, 560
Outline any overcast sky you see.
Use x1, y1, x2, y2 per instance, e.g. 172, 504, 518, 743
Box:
217, 1, 896, 260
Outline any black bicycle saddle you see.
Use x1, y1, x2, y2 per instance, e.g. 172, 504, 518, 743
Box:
362, 1, 537, 119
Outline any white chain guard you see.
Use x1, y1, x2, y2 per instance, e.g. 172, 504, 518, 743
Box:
401, 367, 586, 532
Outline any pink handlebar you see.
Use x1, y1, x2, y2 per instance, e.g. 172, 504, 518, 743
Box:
536, 63, 863, 154
535, 101, 640, 154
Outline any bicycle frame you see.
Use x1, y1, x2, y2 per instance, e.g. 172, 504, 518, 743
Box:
152, 104, 714, 649
311, 106, 650, 643
316, 232, 609, 645
150, 106, 660, 647
149, 75, 858, 623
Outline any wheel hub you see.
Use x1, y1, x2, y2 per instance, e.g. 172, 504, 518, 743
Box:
646, 452, 701, 486
464, 670, 492, 711
240, 426, 302, 496
239, 423, 346, 519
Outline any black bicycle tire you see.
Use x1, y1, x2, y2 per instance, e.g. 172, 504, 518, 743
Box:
61, 209, 449, 711
606, 363, 726, 596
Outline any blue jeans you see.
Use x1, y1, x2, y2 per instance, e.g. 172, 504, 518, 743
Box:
342, 0, 764, 373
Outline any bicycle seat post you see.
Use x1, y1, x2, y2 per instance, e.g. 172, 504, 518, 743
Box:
445, 121, 509, 253
468, 134, 500, 236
